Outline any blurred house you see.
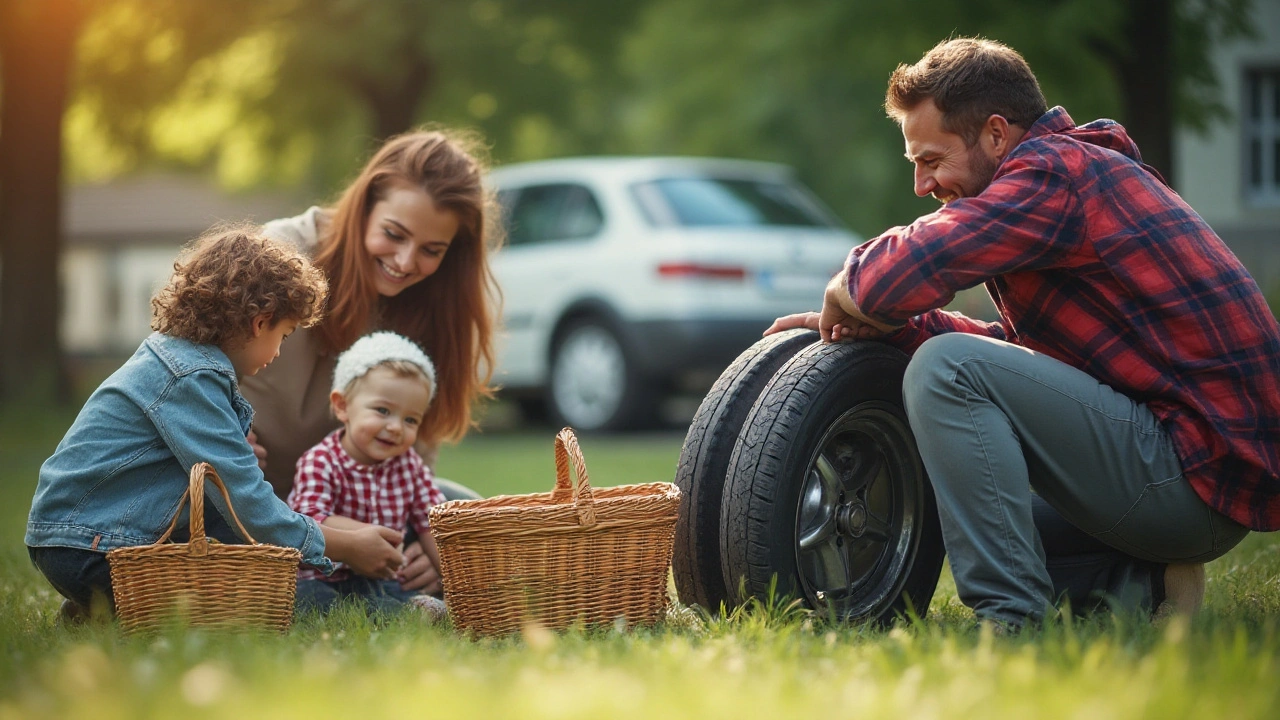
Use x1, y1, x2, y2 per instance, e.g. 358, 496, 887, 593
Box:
1175, 0, 1280, 293
61, 174, 303, 355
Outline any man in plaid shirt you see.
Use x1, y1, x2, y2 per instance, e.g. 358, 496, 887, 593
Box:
771, 38, 1280, 629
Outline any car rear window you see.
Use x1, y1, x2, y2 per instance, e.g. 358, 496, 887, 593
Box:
630, 177, 837, 228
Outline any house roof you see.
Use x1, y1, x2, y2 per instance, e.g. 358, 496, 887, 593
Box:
63, 174, 307, 247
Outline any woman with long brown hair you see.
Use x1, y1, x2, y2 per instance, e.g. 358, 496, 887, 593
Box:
241, 127, 500, 592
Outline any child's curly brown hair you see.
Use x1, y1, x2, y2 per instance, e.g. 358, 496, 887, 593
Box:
151, 225, 329, 348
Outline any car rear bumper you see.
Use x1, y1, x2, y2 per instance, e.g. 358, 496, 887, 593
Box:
625, 317, 788, 385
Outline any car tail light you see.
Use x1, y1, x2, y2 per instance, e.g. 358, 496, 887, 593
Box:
656, 263, 747, 280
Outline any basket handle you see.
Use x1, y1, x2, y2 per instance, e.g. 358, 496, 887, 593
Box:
552, 428, 598, 527
154, 462, 259, 556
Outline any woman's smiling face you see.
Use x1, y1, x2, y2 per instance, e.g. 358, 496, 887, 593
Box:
363, 179, 460, 297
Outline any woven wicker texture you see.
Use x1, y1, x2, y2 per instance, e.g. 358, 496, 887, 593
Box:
429, 428, 681, 636
107, 463, 301, 633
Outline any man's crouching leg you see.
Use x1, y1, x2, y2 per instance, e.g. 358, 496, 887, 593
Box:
902, 334, 1056, 627
903, 333, 1246, 628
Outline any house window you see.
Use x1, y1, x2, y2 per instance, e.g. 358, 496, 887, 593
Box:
1245, 67, 1280, 206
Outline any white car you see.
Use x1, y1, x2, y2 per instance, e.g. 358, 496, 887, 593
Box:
488, 156, 862, 431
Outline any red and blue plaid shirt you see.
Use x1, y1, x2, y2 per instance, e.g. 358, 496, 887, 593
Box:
849, 107, 1280, 531
288, 429, 445, 580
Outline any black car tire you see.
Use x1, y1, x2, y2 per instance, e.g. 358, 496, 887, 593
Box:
672, 328, 819, 611
547, 316, 654, 432
719, 340, 945, 624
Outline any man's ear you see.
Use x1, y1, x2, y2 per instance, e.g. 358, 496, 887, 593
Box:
984, 114, 1014, 158
330, 390, 349, 423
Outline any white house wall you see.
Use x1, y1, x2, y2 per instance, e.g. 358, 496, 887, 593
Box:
1175, 0, 1280, 291
61, 245, 181, 355
118, 247, 182, 351
1176, 0, 1280, 222
61, 249, 111, 353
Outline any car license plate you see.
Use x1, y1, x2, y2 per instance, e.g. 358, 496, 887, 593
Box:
757, 268, 825, 297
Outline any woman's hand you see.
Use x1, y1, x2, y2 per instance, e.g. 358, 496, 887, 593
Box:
398, 537, 443, 594
246, 429, 268, 471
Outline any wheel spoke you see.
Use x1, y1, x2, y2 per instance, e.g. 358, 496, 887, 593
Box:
798, 514, 836, 551
798, 461, 839, 545
807, 540, 850, 596
814, 452, 842, 502
844, 536, 883, 585
863, 510, 893, 543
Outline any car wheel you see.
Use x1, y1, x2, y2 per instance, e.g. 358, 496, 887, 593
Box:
672, 328, 819, 611
548, 317, 652, 432
719, 341, 945, 624
512, 395, 548, 425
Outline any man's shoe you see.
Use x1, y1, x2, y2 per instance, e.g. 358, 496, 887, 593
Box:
1153, 562, 1205, 621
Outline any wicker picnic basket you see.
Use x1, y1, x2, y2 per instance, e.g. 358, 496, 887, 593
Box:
429, 428, 682, 636
106, 462, 302, 633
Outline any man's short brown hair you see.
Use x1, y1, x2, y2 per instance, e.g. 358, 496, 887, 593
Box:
151, 225, 328, 348
885, 37, 1048, 146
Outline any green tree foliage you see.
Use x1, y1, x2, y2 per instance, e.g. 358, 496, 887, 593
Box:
66, 1, 643, 193
63, 0, 1253, 221
614, 0, 1254, 235
0, 0, 1258, 404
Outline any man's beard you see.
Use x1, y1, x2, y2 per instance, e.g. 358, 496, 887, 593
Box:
966, 144, 1000, 198
935, 146, 1002, 205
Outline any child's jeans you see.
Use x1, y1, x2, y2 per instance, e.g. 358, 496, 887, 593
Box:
295, 576, 421, 615
27, 545, 115, 615
28, 505, 245, 616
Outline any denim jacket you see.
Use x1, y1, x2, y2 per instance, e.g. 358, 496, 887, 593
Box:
26, 332, 333, 574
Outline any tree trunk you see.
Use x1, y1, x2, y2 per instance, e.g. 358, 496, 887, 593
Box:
1110, 0, 1177, 186
0, 0, 86, 404
352, 53, 433, 142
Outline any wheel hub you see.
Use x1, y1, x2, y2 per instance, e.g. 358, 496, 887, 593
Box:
836, 502, 868, 537
793, 401, 925, 620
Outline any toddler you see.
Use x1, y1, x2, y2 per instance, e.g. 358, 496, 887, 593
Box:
26, 227, 405, 622
288, 331, 448, 616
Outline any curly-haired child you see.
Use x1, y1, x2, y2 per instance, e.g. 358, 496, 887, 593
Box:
26, 227, 406, 622
288, 332, 448, 618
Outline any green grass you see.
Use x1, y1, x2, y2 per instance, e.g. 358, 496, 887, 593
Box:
3, 403, 1280, 719
434, 427, 689, 496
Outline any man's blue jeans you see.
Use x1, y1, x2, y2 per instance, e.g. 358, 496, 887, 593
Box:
902, 333, 1248, 625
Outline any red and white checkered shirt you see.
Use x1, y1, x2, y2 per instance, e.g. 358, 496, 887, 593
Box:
288, 429, 445, 581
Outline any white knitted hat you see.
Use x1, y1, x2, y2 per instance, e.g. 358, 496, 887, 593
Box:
332, 331, 436, 402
